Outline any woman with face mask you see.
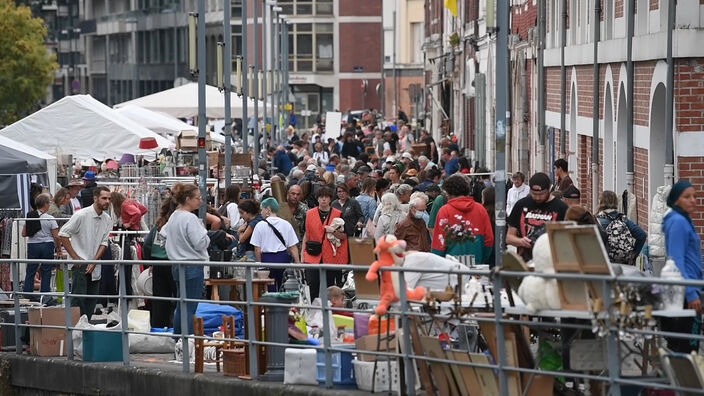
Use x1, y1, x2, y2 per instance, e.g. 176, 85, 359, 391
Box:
394, 194, 431, 252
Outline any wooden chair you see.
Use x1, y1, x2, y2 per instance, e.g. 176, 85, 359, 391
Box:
193, 315, 240, 373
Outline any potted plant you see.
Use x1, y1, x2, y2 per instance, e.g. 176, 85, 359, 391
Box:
449, 32, 460, 47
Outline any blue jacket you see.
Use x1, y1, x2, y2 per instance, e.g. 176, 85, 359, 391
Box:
663, 209, 703, 302
273, 150, 293, 175
444, 157, 459, 176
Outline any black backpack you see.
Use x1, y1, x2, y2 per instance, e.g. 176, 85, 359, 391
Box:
25, 210, 42, 237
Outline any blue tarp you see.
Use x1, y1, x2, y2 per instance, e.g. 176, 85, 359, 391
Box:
195, 303, 244, 338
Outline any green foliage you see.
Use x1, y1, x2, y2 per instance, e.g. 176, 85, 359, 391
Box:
0, 0, 57, 125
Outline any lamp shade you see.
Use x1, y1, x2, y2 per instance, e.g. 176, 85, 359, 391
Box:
139, 137, 159, 150
119, 153, 136, 164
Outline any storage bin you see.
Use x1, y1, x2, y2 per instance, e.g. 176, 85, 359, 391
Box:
83, 329, 123, 362
352, 359, 399, 392
316, 345, 356, 387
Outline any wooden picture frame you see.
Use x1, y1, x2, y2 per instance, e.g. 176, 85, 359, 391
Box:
546, 222, 614, 311
348, 237, 379, 300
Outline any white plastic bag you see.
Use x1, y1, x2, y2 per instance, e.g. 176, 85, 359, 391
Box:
129, 333, 175, 353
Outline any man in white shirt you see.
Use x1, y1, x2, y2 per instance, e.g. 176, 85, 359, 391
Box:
251, 197, 300, 291
59, 186, 113, 319
506, 172, 530, 217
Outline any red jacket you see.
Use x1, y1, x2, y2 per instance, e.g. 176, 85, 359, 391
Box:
430, 196, 493, 256
121, 200, 148, 230
302, 207, 348, 264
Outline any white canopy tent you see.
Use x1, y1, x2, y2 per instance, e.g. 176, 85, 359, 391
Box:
115, 104, 196, 137
0, 95, 173, 161
113, 83, 265, 119
116, 105, 236, 148
0, 135, 57, 194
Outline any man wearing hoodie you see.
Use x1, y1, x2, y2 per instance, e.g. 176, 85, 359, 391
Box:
430, 174, 493, 264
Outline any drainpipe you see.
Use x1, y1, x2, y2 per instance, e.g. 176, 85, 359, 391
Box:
664, 0, 675, 186
626, 0, 635, 198
560, 0, 567, 157
537, 0, 546, 173
522, 53, 530, 175
591, 0, 600, 212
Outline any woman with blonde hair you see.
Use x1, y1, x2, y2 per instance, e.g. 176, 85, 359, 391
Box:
48, 188, 71, 219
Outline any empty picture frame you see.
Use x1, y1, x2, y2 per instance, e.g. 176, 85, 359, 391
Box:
546, 222, 614, 311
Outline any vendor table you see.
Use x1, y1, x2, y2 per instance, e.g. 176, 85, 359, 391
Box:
205, 277, 274, 376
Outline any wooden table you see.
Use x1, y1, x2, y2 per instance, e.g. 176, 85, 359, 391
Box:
204, 277, 274, 376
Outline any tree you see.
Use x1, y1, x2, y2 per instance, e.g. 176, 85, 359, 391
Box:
0, 0, 57, 125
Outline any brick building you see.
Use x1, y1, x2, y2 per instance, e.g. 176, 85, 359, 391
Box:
427, 0, 704, 247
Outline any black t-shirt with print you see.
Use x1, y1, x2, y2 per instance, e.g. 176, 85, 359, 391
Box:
507, 196, 568, 261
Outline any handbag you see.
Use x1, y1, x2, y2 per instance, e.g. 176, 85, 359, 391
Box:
306, 209, 332, 256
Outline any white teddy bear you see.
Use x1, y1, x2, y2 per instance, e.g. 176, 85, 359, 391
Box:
517, 233, 561, 313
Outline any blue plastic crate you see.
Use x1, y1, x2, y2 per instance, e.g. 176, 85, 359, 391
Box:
316, 345, 356, 387
83, 329, 123, 362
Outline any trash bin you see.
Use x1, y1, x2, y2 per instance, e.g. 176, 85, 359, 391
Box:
259, 292, 299, 381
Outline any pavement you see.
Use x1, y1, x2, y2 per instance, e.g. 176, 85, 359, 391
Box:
0, 351, 374, 396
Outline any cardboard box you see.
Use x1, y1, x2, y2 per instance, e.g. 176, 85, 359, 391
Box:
177, 130, 211, 151
28, 306, 80, 356
355, 332, 397, 362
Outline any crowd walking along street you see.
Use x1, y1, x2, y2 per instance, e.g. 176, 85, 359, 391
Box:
1, 0, 704, 395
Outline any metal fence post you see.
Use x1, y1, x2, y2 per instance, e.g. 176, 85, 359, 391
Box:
603, 278, 622, 396
245, 264, 258, 379
178, 263, 189, 372
64, 262, 73, 360
493, 270, 509, 396
118, 261, 130, 365
12, 260, 20, 355
319, 267, 332, 388
398, 270, 416, 395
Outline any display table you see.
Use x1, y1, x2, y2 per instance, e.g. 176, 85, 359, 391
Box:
205, 277, 274, 376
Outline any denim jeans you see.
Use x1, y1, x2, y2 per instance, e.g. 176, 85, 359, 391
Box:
172, 267, 204, 335
24, 242, 55, 296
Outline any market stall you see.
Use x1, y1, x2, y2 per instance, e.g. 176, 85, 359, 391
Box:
0, 95, 173, 161
113, 83, 265, 119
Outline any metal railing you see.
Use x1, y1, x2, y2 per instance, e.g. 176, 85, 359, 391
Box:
3, 251, 704, 395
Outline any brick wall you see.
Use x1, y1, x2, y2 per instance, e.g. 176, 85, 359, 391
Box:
678, 157, 704, 242
383, 75, 425, 120
511, 1, 537, 40
634, 147, 649, 230
339, 78, 381, 112
634, 61, 656, 126
578, 135, 593, 210
546, 67, 563, 113
616, 0, 624, 18
338, 23, 382, 73
339, 0, 381, 16
675, 59, 704, 132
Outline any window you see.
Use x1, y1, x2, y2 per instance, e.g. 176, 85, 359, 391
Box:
288, 23, 334, 73
277, 0, 333, 16
410, 22, 423, 64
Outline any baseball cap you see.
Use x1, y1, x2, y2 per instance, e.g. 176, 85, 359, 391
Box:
562, 185, 581, 200
405, 169, 418, 177
358, 165, 372, 174
401, 152, 413, 160
385, 156, 395, 164
528, 172, 551, 191
306, 164, 317, 172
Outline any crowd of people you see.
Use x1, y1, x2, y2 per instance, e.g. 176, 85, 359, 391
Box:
20, 116, 701, 343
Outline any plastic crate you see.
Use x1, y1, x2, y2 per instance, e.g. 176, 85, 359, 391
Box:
83, 329, 123, 362
316, 345, 356, 387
